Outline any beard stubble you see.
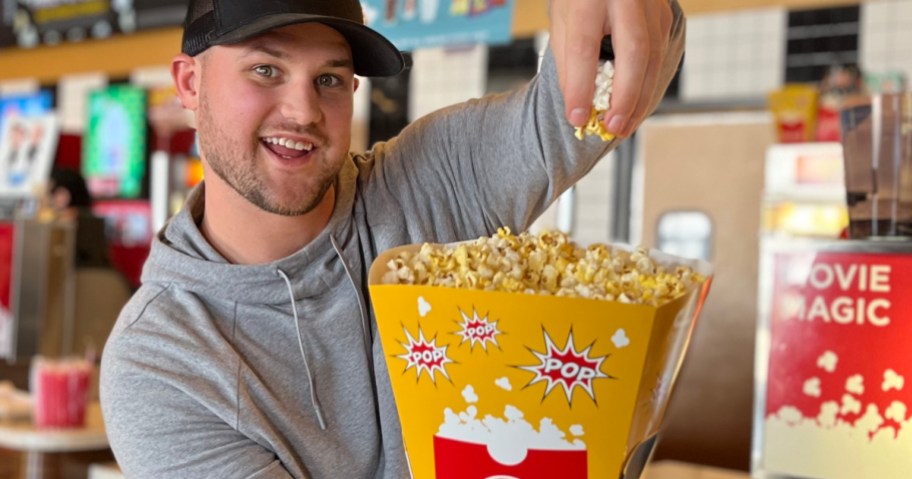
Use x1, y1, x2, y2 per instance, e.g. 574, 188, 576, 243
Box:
196, 85, 339, 217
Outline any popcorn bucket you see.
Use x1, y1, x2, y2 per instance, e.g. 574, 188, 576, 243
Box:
369, 241, 713, 479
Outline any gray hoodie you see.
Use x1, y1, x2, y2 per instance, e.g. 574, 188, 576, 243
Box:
100, 12, 685, 478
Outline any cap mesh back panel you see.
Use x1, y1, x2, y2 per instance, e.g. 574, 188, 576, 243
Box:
182, 0, 217, 55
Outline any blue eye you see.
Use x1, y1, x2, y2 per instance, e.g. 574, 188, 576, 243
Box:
254, 65, 277, 77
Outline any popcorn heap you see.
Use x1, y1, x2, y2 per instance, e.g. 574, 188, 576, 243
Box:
574, 60, 616, 142
381, 228, 704, 306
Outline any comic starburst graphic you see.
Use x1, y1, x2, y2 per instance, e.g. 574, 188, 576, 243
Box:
518, 329, 611, 403
397, 326, 453, 384
455, 308, 501, 351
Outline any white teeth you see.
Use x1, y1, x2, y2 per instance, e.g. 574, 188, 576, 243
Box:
264, 137, 314, 152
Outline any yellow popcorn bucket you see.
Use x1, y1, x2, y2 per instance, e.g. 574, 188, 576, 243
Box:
369, 242, 713, 479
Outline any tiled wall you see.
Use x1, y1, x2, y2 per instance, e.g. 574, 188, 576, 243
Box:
571, 152, 617, 245
409, 44, 488, 122
681, 1, 912, 102
681, 9, 787, 101
530, 151, 617, 245
860, 0, 912, 84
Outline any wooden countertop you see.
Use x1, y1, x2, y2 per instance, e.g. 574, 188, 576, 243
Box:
0, 402, 108, 453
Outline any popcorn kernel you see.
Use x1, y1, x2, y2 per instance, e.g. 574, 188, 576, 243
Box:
574, 60, 616, 142
381, 229, 704, 307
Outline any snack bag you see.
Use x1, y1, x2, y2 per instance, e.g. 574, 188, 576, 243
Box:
768, 85, 819, 143
368, 229, 713, 479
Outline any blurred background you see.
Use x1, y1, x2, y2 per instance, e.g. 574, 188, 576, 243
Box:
0, 0, 909, 477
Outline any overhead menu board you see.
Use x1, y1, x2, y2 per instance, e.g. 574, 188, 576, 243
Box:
3, 0, 515, 52
360, 0, 515, 51
0, 0, 187, 49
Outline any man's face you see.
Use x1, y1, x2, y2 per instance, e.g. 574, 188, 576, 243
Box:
194, 23, 358, 216
10, 123, 26, 147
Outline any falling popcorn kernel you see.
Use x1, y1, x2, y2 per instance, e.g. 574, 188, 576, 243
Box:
574, 60, 616, 142
381, 228, 705, 307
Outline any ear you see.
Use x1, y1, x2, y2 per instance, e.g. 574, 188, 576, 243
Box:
172, 53, 201, 111
353, 77, 360, 93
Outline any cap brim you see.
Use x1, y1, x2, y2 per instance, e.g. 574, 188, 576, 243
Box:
211, 13, 404, 77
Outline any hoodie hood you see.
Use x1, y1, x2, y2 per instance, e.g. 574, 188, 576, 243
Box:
142, 160, 362, 306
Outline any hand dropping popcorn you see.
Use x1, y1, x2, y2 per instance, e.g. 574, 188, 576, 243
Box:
574, 60, 616, 142
381, 227, 704, 307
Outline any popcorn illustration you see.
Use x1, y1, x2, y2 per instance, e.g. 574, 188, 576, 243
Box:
885, 401, 907, 423
776, 406, 803, 425
462, 385, 478, 404
817, 351, 838, 373
418, 296, 432, 317
841, 394, 862, 415
494, 377, 512, 391
817, 401, 839, 427
846, 375, 865, 395
803, 377, 822, 398
856, 404, 885, 435
435, 400, 586, 479
612, 328, 630, 349
883, 369, 904, 392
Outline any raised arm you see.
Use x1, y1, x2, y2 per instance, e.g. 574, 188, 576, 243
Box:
361, 1, 685, 243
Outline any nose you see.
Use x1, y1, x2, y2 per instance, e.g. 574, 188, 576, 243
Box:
279, 82, 323, 126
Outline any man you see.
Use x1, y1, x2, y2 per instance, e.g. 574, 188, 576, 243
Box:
100, 0, 685, 477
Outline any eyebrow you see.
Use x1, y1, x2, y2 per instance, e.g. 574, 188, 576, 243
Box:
324, 58, 354, 70
239, 38, 290, 60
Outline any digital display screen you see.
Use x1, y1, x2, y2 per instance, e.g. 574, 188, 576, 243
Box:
0, 90, 53, 133
83, 85, 147, 199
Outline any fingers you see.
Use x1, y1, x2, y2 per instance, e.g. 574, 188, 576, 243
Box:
549, 0, 674, 137
549, 2, 569, 107
600, 0, 649, 138
621, 0, 672, 132
551, 0, 607, 128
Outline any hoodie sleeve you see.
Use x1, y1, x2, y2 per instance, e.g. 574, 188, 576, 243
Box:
366, 2, 684, 246
361, 1, 685, 243
100, 289, 294, 479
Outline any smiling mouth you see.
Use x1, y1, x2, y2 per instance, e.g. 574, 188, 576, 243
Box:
261, 136, 315, 158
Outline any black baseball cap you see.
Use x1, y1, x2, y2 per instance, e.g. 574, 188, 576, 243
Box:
182, 0, 405, 77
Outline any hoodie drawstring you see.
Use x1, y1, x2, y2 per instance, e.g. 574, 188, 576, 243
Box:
276, 268, 327, 431
330, 234, 375, 377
